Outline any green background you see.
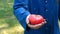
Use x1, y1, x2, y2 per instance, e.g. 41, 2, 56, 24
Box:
0, 0, 24, 34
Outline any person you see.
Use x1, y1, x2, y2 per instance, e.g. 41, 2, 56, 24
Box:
59, 0, 60, 20
13, 0, 59, 34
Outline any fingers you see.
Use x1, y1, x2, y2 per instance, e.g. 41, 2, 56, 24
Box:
28, 23, 43, 29
26, 14, 47, 29
34, 19, 47, 26
27, 19, 47, 29
44, 19, 47, 23
28, 24, 41, 29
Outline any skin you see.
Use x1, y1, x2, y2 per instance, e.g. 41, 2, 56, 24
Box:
26, 14, 46, 29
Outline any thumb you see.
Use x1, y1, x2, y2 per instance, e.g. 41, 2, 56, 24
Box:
26, 14, 31, 24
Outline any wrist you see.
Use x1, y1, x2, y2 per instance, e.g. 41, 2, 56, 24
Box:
26, 14, 31, 24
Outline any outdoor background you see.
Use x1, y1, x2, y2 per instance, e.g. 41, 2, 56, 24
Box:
0, 0, 60, 34
0, 0, 24, 34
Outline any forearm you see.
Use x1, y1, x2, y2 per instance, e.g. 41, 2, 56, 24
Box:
13, 0, 30, 30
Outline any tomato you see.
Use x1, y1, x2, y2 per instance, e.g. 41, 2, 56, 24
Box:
29, 14, 44, 25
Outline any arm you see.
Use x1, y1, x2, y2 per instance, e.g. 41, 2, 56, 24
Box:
13, 0, 30, 30
13, 0, 46, 30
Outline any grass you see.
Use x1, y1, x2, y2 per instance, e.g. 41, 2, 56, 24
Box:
0, 0, 24, 34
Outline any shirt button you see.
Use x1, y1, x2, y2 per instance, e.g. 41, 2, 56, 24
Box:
34, 8, 36, 10
46, 27, 48, 30
46, 9, 48, 12
45, 0, 47, 3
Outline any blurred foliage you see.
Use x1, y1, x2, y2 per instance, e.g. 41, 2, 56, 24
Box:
0, 0, 24, 34
0, 0, 13, 18
0, 0, 20, 27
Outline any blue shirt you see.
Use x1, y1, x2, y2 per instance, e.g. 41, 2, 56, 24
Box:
13, 0, 59, 34
59, 0, 60, 20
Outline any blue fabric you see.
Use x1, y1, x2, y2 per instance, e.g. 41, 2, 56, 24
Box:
13, 0, 59, 34
13, 0, 30, 30
59, 0, 60, 20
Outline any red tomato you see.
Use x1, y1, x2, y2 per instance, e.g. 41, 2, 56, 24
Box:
29, 14, 44, 25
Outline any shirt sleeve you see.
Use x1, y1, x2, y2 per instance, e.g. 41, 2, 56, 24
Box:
13, 0, 30, 30
59, 0, 60, 20
59, 10, 60, 20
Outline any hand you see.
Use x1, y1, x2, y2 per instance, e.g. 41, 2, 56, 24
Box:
26, 14, 46, 29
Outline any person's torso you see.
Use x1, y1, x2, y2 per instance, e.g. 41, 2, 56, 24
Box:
25, 0, 59, 34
